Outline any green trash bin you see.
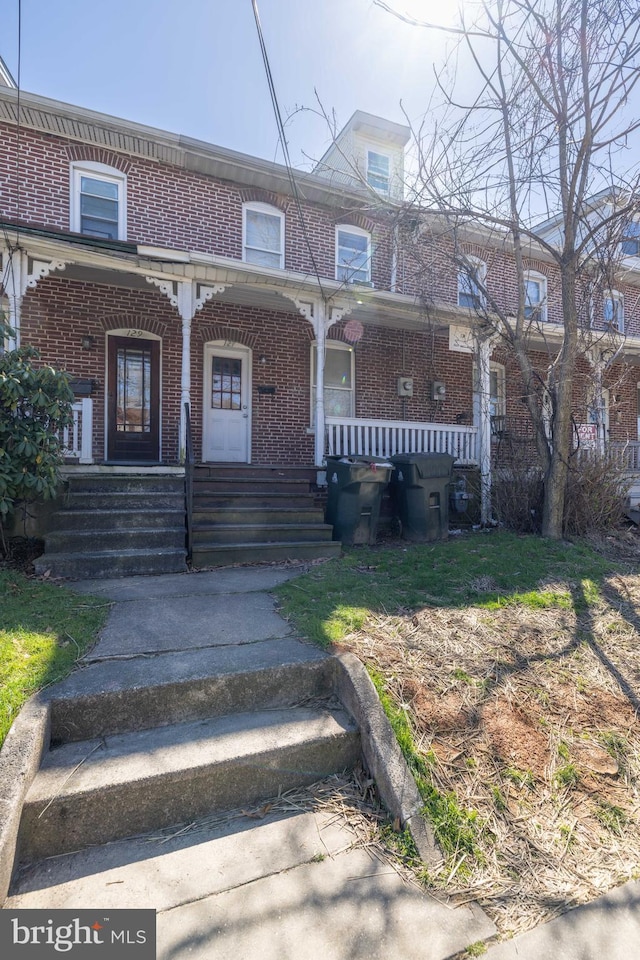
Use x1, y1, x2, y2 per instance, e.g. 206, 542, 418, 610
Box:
390, 453, 456, 541
325, 456, 393, 545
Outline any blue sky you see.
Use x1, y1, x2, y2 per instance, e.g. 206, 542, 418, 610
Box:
0, 0, 456, 169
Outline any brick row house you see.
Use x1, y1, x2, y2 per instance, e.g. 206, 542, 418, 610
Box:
2, 70, 640, 574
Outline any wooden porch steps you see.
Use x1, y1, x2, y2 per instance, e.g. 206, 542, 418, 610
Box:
190, 465, 341, 568
34, 474, 187, 579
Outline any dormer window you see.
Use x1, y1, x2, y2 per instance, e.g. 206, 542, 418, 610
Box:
604, 291, 624, 332
336, 226, 371, 284
243, 202, 284, 269
70, 162, 126, 240
524, 272, 547, 322
621, 222, 640, 257
366, 150, 390, 194
458, 258, 486, 309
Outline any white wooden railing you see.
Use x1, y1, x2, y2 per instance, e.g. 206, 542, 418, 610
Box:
61, 398, 94, 464
325, 416, 478, 465
609, 441, 640, 472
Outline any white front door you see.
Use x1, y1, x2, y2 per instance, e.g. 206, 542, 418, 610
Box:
203, 343, 251, 462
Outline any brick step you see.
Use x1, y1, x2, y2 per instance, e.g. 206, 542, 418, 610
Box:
192, 507, 324, 525
66, 475, 184, 495
49, 508, 185, 531
42, 526, 185, 553
193, 478, 311, 495
64, 490, 185, 510
192, 492, 315, 510
192, 522, 334, 545
33, 547, 187, 579
18, 705, 360, 862
194, 464, 316, 482
191, 540, 342, 567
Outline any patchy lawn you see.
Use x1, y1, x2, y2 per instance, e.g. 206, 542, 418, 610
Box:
276, 529, 640, 939
0, 570, 109, 748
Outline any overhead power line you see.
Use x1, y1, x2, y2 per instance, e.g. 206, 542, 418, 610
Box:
250, 0, 328, 302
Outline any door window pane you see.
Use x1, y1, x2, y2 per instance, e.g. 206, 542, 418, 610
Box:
212, 356, 242, 409
116, 347, 151, 432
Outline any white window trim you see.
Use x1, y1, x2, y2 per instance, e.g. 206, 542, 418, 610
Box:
365, 146, 391, 195
242, 201, 285, 270
310, 340, 355, 426
335, 225, 372, 285
603, 289, 624, 333
70, 161, 127, 241
457, 257, 486, 310
524, 271, 548, 323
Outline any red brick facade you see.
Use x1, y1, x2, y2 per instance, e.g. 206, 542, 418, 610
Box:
2, 109, 639, 466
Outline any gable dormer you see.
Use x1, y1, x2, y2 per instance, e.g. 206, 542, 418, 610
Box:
314, 110, 409, 201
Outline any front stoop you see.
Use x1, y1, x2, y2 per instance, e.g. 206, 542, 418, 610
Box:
191, 465, 341, 567
34, 474, 187, 579
5, 642, 496, 959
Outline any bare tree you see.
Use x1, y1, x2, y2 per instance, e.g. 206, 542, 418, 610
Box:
378, 0, 640, 538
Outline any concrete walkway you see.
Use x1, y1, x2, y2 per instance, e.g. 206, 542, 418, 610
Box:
6, 566, 640, 958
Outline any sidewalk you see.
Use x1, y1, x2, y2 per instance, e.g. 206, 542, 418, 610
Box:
6, 565, 640, 959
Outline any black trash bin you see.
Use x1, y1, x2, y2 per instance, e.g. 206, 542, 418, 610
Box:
325, 455, 393, 545
390, 453, 456, 541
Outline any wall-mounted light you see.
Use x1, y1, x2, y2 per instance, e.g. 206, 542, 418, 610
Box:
259, 355, 267, 365
81, 334, 96, 350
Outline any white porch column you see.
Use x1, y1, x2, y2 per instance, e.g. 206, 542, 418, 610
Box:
477, 335, 493, 525
282, 295, 352, 467
146, 276, 227, 461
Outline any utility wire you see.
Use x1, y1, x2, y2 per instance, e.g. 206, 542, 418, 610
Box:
250, 0, 327, 302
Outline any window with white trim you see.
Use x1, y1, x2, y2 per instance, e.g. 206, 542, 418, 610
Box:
336, 226, 371, 284
524, 272, 547, 322
603, 290, 624, 332
243, 202, 284, 269
458, 258, 486, 309
472, 361, 506, 423
621, 222, 640, 257
311, 340, 355, 422
70, 162, 126, 240
366, 149, 390, 194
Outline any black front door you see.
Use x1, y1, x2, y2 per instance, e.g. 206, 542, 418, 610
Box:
107, 336, 160, 462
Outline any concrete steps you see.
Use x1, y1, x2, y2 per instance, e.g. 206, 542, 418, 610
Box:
34, 474, 187, 578
14, 640, 357, 865
18, 705, 359, 861
191, 465, 339, 567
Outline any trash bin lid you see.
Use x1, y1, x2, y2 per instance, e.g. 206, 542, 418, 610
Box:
390, 452, 456, 478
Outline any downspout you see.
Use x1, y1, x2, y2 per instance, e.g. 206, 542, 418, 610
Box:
315, 300, 327, 468
477, 336, 492, 525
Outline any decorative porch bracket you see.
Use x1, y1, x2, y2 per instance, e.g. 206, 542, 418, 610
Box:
1, 249, 67, 349
145, 275, 228, 461
282, 293, 353, 466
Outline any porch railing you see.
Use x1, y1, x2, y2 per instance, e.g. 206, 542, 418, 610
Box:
61, 398, 93, 464
325, 416, 478, 465
609, 441, 640, 472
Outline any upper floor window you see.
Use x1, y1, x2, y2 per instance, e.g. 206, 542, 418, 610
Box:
243, 202, 284, 269
458, 258, 486, 309
524, 272, 547, 322
621, 222, 640, 257
603, 290, 624, 332
336, 226, 371, 284
70, 162, 126, 240
366, 150, 390, 194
